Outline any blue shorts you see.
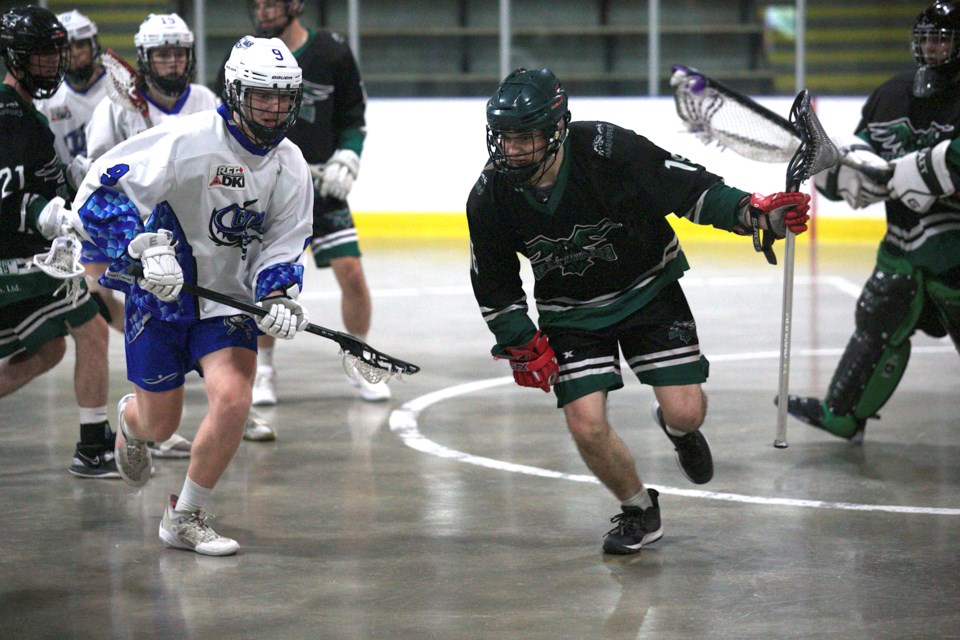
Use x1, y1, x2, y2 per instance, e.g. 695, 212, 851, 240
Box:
125, 310, 259, 392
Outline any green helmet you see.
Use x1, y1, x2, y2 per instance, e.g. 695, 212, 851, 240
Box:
486, 68, 570, 189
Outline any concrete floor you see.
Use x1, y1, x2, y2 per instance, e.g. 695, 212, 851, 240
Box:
1, 238, 958, 640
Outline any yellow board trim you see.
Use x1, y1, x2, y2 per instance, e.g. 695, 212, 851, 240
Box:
353, 212, 886, 245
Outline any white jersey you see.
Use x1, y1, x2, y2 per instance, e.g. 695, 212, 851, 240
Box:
85, 83, 219, 162
35, 70, 108, 164
73, 107, 313, 322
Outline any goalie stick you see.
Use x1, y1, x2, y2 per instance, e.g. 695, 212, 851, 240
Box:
101, 48, 153, 128
105, 266, 421, 381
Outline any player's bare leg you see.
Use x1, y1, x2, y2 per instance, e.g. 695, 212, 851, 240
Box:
0, 338, 66, 397
84, 262, 125, 333
332, 255, 389, 401
67, 314, 109, 409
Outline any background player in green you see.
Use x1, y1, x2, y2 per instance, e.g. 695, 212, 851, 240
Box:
216, 0, 389, 414
0, 5, 115, 479
790, 0, 960, 442
469, 68, 811, 555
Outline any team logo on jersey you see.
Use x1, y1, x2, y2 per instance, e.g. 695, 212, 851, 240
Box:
526, 219, 623, 279
866, 117, 954, 159
208, 199, 264, 259
48, 105, 72, 122
668, 320, 696, 345
297, 80, 336, 124
592, 123, 615, 157
208, 164, 246, 190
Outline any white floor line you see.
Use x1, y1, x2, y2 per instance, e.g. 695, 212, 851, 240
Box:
389, 347, 960, 517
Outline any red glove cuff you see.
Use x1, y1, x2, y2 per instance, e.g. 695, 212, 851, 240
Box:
496, 331, 560, 392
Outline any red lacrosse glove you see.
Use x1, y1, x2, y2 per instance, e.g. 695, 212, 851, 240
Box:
738, 192, 811, 238
495, 331, 559, 393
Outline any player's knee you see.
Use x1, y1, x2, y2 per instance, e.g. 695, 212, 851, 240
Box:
35, 338, 68, 373
661, 403, 705, 432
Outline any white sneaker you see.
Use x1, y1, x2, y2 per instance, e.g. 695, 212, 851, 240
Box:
252, 365, 277, 406
159, 494, 238, 556
243, 414, 276, 442
346, 364, 391, 402
148, 432, 192, 458
115, 393, 152, 488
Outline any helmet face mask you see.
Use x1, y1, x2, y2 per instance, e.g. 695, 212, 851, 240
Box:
224, 35, 303, 152
134, 13, 196, 99
58, 10, 100, 86
249, 0, 304, 38
912, 1, 960, 97
485, 68, 570, 190
0, 6, 68, 99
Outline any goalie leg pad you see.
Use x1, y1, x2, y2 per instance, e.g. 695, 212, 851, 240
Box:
925, 277, 960, 352
825, 257, 924, 418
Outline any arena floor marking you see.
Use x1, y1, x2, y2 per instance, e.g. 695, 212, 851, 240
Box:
389, 346, 960, 517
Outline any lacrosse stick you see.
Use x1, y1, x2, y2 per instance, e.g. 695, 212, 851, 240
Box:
106, 266, 420, 382
670, 65, 892, 209
772, 90, 840, 448
33, 233, 86, 307
101, 49, 152, 128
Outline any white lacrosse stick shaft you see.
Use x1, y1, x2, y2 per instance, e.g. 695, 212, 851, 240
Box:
774, 229, 796, 448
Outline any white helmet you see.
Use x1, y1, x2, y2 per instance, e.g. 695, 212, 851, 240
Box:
224, 35, 302, 151
134, 13, 195, 98
57, 10, 97, 42
57, 10, 100, 85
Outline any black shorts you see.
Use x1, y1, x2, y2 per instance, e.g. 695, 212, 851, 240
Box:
547, 281, 709, 407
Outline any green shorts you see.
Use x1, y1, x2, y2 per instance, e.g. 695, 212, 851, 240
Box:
310, 194, 362, 268
546, 281, 710, 407
0, 267, 99, 358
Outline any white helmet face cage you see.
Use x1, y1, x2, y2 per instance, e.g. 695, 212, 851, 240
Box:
57, 10, 99, 84
224, 36, 303, 151
135, 13, 196, 98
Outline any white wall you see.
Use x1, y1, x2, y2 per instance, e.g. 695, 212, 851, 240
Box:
352, 96, 884, 220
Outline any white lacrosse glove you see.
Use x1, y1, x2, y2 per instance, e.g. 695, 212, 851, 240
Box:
66, 154, 91, 192
814, 135, 892, 209
37, 197, 84, 240
126, 229, 183, 302
308, 163, 324, 193
319, 149, 360, 201
888, 139, 958, 213
256, 296, 309, 340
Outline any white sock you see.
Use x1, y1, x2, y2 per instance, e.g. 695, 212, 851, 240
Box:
177, 476, 211, 513
258, 347, 274, 369
79, 406, 108, 425
622, 487, 654, 510
665, 424, 687, 437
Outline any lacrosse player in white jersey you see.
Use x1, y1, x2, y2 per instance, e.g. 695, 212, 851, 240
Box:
78, 13, 220, 457
35, 10, 106, 190
71, 35, 312, 555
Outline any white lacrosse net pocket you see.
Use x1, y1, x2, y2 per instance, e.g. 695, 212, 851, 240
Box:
341, 351, 396, 385
33, 234, 85, 306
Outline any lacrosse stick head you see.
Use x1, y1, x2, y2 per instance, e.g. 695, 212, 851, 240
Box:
786, 90, 840, 191
33, 234, 85, 306
101, 48, 149, 116
670, 64, 799, 163
342, 351, 396, 385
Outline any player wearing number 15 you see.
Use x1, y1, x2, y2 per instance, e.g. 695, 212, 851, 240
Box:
71, 36, 313, 555
468, 68, 811, 555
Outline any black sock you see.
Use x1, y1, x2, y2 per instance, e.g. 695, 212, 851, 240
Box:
79, 421, 112, 447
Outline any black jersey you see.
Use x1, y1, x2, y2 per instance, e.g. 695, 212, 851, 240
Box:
857, 70, 960, 274
286, 29, 366, 164
0, 84, 66, 260
467, 120, 748, 348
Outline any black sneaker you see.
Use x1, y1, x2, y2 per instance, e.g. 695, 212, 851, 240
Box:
652, 401, 713, 484
69, 443, 121, 479
782, 395, 866, 443
603, 489, 664, 555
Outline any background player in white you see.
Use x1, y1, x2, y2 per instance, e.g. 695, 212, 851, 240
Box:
79, 13, 220, 458
35, 10, 106, 191
72, 35, 312, 555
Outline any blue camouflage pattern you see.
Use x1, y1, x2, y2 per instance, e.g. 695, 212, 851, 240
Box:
255, 262, 304, 301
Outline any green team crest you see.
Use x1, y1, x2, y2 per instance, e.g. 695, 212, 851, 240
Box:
668, 320, 696, 344
526, 219, 623, 279
866, 117, 954, 159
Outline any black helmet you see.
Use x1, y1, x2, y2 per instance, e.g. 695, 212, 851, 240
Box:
0, 6, 68, 99
486, 68, 571, 189
912, 1, 960, 97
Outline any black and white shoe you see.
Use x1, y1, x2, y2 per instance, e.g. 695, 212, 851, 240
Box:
652, 401, 713, 484
69, 443, 121, 479
602, 489, 664, 555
